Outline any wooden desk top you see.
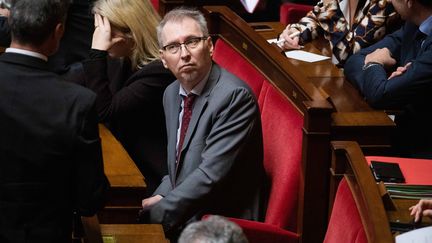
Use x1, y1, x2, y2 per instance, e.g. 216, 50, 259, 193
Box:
249, 22, 344, 79
248, 21, 395, 149
100, 224, 169, 243
99, 124, 146, 189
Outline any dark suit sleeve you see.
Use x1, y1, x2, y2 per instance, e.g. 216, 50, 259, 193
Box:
73, 95, 109, 216
344, 25, 409, 108
82, 57, 173, 122
150, 87, 259, 231
361, 45, 432, 109
0, 16, 11, 47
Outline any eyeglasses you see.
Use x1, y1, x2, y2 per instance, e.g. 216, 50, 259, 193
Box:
162, 37, 208, 54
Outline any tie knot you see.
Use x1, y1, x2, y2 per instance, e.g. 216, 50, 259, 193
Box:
183, 94, 196, 109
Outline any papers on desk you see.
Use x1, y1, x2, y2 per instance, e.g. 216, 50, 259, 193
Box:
267, 38, 330, 62
396, 226, 432, 243
384, 184, 432, 200
240, 0, 259, 13
285, 50, 330, 63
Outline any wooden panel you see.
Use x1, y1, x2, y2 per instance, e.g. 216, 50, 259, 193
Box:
100, 124, 145, 189
99, 124, 146, 223
100, 224, 169, 243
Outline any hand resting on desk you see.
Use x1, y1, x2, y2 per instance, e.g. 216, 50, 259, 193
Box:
279, 27, 303, 50
410, 199, 432, 223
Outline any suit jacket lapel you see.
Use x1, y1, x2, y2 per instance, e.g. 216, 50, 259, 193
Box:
179, 64, 221, 157
167, 82, 182, 182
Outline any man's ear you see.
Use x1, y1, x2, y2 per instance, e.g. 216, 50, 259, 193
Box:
54, 23, 65, 42
160, 50, 168, 68
207, 37, 214, 57
406, 0, 413, 8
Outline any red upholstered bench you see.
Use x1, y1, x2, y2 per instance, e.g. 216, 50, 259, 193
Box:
279, 3, 314, 25
212, 38, 303, 242
324, 178, 367, 243
329, 141, 395, 243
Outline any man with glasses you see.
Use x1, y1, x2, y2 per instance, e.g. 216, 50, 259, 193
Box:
141, 7, 266, 239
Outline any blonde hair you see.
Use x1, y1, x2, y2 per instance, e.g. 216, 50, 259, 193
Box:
93, 0, 161, 69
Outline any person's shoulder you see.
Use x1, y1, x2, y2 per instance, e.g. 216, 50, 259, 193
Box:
138, 59, 170, 74
133, 59, 176, 84
54, 76, 97, 107
216, 65, 254, 94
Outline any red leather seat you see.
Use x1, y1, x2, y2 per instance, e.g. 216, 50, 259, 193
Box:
212, 39, 303, 243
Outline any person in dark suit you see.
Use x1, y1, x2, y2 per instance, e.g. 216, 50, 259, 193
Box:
0, 0, 95, 75
81, 0, 176, 195
141, 8, 266, 238
0, 0, 109, 242
344, 0, 432, 158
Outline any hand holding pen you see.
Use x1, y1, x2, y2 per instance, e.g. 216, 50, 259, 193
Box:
279, 27, 303, 50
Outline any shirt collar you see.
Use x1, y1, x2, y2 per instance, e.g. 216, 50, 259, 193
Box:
5, 48, 48, 62
419, 15, 432, 37
179, 63, 212, 97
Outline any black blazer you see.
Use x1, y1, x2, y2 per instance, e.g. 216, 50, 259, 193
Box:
82, 57, 176, 194
0, 52, 109, 242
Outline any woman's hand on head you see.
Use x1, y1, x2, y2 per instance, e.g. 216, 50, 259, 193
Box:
92, 13, 124, 51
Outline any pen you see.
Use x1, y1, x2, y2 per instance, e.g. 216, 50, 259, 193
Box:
288, 31, 301, 39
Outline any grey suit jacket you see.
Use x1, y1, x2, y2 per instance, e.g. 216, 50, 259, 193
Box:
151, 63, 266, 233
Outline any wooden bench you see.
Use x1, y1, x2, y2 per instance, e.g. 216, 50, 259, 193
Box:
203, 6, 395, 243
99, 124, 146, 223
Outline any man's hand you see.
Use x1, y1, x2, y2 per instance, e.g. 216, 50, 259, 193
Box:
279, 27, 302, 50
142, 195, 163, 211
364, 48, 396, 68
388, 62, 412, 79
409, 199, 432, 223
92, 13, 123, 51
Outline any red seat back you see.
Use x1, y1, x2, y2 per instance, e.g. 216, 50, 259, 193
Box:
150, 0, 159, 11
213, 39, 304, 231
324, 178, 367, 243
279, 3, 314, 25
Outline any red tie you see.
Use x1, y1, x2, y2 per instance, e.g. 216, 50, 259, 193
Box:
177, 94, 196, 163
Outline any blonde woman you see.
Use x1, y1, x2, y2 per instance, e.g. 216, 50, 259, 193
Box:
82, 0, 175, 194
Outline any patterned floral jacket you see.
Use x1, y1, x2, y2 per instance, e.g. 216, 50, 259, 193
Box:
287, 0, 400, 65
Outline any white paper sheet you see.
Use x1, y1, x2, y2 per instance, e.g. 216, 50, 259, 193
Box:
284, 50, 330, 63
267, 39, 330, 62
396, 226, 432, 243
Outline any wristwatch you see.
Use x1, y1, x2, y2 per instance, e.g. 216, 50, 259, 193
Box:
362, 62, 383, 71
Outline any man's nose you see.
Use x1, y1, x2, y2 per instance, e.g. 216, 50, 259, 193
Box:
179, 44, 191, 57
